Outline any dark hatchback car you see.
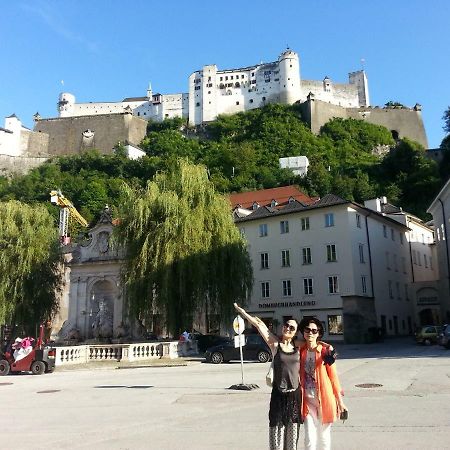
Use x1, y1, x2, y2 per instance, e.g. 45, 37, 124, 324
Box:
204, 334, 271, 364
195, 334, 231, 354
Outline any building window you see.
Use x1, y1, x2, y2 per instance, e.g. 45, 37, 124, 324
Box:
356, 214, 361, 228
236, 101, 239, 105
424, 254, 428, 268
359, 244, 365, 263
282, 280, 292, 297
391, 228, 395, 241
196, 102, 200, 107
252, 202, 259, 210
261, 281, 270, 298
326, 244, 337, 262
325, 213, 334, 227
383, 225, 387, 238
303, 278, 313, 295
361, 275, 367, 294
249, 99, 254, 103
412, 250, 417, 265
417, 252, 422, 266
402, 256, 406, 274
430, 256, 433, 270
393, 254, 398, 272
259, 224, 268, 237
396, 281, 401, 299
328, 276, 339, 294
404, 284, 409, 301
260, 252, 269, 269
281, 250, 291, 267
400, 233, 404, 245
388, 280, 393, 299
301, 217, 310, 231
280, 220, 289, 234
302, 247, 312, 265
328, 315, 343, 335
386, 252, 391, 270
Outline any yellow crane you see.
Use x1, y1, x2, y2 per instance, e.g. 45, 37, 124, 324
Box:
50, 190, 88, 244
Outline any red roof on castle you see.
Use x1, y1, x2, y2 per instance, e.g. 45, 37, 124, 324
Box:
229, 186, 315, 209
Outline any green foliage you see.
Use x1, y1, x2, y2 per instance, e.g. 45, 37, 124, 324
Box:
385, 101, 405, 108
375, 139, 441, 217
0, 201, 63, 334
1, 104, 445, 221
115, 159, 253, 335
442, 106, 450, 134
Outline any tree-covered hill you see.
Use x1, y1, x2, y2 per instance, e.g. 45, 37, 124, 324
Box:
0, 103, 446, 226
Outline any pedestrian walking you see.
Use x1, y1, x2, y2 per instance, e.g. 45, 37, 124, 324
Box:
298, 317, 347, 450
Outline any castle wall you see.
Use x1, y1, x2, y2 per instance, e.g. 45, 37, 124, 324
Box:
347, 107, 428, 148
20, 128, 49, 156
0, 154, 49, 176
301, 80, 360, 107
302, 99, 348, 134
301, 99, 427, 147
34, 113, 148, 156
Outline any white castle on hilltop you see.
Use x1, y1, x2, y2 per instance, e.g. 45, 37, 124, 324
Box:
58, 48, 369, 125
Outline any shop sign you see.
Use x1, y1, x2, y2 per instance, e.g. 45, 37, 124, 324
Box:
417, 296, 439, 305
258, 300, 316, 309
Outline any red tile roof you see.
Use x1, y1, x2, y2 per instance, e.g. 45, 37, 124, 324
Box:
229, 186, 314, 209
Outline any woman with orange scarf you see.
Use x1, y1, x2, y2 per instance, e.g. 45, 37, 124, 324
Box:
298, 317, 347, 450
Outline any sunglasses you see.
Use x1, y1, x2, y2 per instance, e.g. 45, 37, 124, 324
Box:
304, 327, 319, 335
283, 324, 296, 332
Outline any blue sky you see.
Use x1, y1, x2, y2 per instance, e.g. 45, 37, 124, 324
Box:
1, 0, 449, 147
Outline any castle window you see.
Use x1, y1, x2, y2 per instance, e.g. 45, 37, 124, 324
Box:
208, 91, 211, 94
250, 99, 254, 103
220, 77, 223, 81
196, 102, 200, 107
236, 101, 239, 105
290, 65, 292, 68
137, 112, 140, 116
208, 76, 211, 81
235, 82, 240, 88
231, 76, 233, 80
251, 72, 255, 77
143, 112, 146, 116
262, 97, 266, 101
225, 76, 228, 80
241, 75, 244, 79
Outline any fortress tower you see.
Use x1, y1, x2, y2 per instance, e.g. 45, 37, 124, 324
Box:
278, 49, 302, 104
58, 93, 76, 117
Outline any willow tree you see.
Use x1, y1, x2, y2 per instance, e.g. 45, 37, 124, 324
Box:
0, 201, 63, 334
115, 159, 253, 335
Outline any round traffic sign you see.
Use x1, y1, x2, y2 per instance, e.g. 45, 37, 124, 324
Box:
233, 316, 245, 335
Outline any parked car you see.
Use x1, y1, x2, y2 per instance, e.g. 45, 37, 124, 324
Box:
438, 324, 450, 349
415, 325, 441, 345
195, 334, 231, 354
204, 334, 271, 364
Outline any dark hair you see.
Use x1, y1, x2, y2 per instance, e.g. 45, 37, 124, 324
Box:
299, 317, 324, 338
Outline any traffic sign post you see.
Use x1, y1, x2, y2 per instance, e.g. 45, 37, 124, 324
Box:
228, 315, 259, 391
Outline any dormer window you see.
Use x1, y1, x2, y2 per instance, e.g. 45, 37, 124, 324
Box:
271, 199, 278, 207
288, 197, 295, 204
252, 202, 259, 210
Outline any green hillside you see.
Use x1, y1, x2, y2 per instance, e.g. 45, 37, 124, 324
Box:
0, 103, 445, 227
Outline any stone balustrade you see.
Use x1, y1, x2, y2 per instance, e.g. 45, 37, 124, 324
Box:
54, 340, 198, 367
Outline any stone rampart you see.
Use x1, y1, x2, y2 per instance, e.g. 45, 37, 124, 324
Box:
0, 154, 49, 176
34, 113, 148, 156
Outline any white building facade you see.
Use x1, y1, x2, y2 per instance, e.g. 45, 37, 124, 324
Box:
56, 49, 368, 126
236, 193, 422, 343
427, 178, 450, 323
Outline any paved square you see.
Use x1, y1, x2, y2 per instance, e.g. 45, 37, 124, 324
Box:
1, 339, 449, 449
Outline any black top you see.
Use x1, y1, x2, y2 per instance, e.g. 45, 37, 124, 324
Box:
273, 345, 300, 392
